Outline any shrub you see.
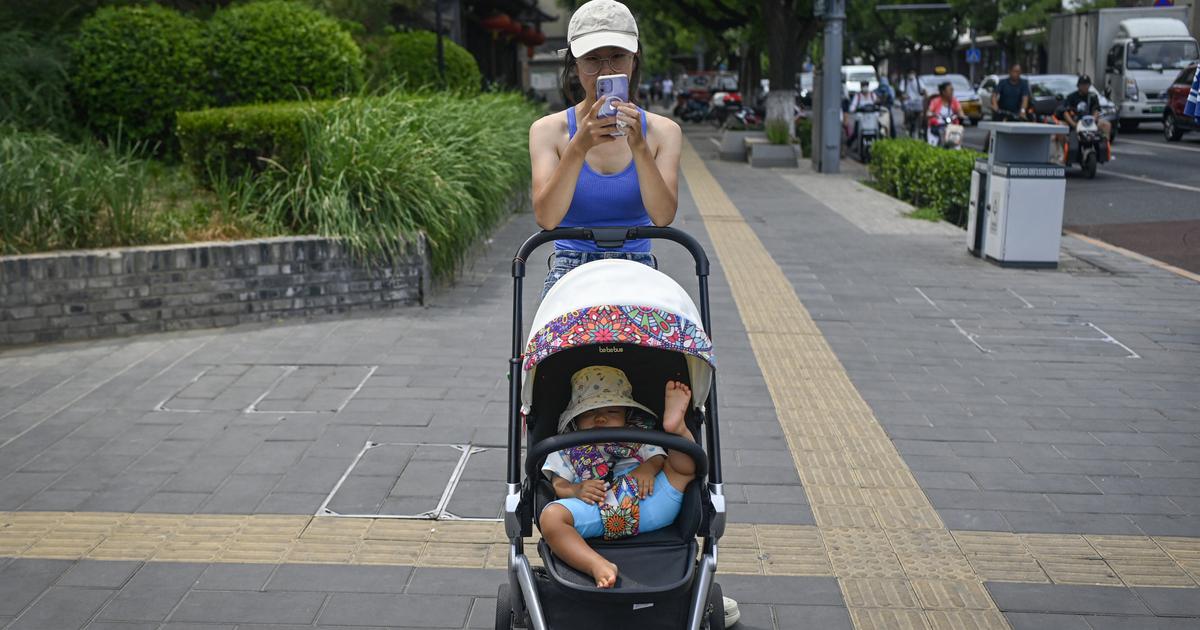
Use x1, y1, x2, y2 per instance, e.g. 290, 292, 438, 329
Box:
870, 138, 982, 225
365, 30, 481, 93
0, 30, 78, 137
765, 119, 790, 145
68, 5, 209, 152
0, 126, 150, 253
206, 0, 365, 106
184, 90, 539, 275
795, 117, 812, 157
176, 100, 337, 186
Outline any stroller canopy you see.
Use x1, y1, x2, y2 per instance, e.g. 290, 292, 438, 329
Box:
522, 259, 715, 414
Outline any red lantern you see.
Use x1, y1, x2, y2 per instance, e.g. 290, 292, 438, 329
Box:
503, 20, 523, 36
520, 26, 546, 47
480, 13, 511, 32
528, 30, 546, 47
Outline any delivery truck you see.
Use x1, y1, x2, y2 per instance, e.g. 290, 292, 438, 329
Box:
1048, 6, 1198, 131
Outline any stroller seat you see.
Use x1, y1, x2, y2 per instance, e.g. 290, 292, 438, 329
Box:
534, 473, 703, 594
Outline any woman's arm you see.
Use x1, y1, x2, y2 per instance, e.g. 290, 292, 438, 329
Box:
530, 100, 614, 230
617, 105, 681, 227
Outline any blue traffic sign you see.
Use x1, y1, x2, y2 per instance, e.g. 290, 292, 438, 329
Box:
966, 47, 982, 64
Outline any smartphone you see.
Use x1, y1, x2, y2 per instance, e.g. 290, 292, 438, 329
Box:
596, 73, 629, 120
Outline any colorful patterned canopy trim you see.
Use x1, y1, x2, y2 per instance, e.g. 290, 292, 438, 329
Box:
523, 304, 715, 371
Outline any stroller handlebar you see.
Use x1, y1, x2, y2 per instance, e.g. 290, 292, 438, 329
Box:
512, 227, 709, 278
524, 428, 710, 482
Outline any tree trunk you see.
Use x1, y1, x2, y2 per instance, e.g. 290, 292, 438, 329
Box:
763, 0, 798, 132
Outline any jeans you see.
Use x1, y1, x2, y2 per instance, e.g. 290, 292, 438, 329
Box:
541, 250, 658, 297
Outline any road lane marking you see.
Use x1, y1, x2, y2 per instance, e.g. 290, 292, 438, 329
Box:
677, 138, 1014, 629
1119, 137, 1200, 154
1102, 170, 1200, 193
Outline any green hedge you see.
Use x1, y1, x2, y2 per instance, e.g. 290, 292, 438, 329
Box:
0, 30, 77, 137
365, 30, 481, 93
206, 0, 365, 106
869, 138, 982, 225
69, 5, 209, 151
177, 100, 337, 186
177, 90, 540, 275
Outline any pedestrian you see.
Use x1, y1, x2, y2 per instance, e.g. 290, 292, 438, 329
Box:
661, 75, 674, 108
528, 0, 678, 300
899, 70, 925, 138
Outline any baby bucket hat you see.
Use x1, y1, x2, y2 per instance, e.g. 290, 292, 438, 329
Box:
558, 366, 655, 433
565, 0, 639, 57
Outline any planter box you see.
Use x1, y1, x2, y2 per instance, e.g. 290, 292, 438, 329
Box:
749, 142, 799, 168
718, 130, 767, 161
0, 235, 431, 346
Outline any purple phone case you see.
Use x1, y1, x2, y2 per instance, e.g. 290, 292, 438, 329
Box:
596, 74, 629, 119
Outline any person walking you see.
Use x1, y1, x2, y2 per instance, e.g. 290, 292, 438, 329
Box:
661, 75, 674, 108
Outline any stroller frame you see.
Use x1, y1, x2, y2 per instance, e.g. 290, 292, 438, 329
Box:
502, 227, 727, 630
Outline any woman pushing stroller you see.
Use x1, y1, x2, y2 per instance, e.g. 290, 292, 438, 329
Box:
540, 366, 697, 588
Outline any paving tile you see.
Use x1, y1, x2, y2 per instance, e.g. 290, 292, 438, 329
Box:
194, 564, 275, 591
317, 593, 472, 628
170, 591, 326, 624
266, 564, 413, 593
8, 586, 114, 630
97, 587, 191, 623
0, 559, 75, 616
717, 575, 844, 606
58, 560, 141, 588
985, 582, 1151, 616
1002, 512, 1142, 535
773, 604, 854, 630
1082, 615, 1200, 629
972, 473, 1100, 494
1004, 612, 1092, 630
1133, 586, 1200, 616
406, 567, 505, 597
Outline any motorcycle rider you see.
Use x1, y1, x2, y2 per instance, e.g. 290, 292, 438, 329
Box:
1053, 75, 1108, 164
926, 81, 964, 146
991, 63, 1030, 121
844, 80, 878, 148
899, 70, 925, 138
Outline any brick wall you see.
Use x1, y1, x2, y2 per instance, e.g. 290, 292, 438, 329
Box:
0, 235, 430, 346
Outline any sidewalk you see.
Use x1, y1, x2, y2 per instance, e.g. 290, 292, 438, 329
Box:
0, 124, 1196, 630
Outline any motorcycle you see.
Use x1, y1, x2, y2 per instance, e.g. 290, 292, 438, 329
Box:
722, 105, 761, 130
849, 103, 881, 162
927, 113, 964, 149
1065, 114, 1110, 179
707, 90, 744, 127
673, 93, 710, 123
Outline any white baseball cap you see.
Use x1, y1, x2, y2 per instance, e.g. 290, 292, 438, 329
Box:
566, 0, 639, 58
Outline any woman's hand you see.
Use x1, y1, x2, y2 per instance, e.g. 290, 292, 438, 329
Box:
572, 479, 608, 505
570, 98, 620, 154
614, 103, 645, 149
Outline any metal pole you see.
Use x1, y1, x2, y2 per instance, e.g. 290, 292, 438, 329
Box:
819, 0, 845, 174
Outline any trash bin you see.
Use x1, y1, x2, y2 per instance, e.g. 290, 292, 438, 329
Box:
973, 122, 1068, 268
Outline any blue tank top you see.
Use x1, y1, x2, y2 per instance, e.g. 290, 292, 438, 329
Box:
555, 105, 652, 253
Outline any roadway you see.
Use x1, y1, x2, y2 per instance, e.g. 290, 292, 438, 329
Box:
960, 122, 1200, 274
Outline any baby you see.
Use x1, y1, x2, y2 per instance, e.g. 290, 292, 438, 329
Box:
539, 365, 696, 588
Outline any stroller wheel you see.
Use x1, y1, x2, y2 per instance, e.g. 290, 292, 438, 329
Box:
495, 583, 514, 630
704, 582, 728, 629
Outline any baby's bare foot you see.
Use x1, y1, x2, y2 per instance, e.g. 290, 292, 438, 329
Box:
590, 558, 619, 588
663, 381, 691, 435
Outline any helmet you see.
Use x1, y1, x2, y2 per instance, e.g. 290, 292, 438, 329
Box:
1077, 74, 1092, 86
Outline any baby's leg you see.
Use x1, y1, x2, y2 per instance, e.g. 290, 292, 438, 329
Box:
540, 503, 618, 588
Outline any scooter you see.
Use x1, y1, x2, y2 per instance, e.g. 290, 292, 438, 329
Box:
849, 103, 881, 162
927, 113, 964, 149
1065, 114, 1110, 179
708, 90, 743, 127
673, 93, 710, 123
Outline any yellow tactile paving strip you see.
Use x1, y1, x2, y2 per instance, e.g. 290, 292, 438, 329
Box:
673, 139, 1197, 627
2, 512, 1197, 590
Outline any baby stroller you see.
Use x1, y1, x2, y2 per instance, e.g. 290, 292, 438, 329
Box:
499, 227, 728, 630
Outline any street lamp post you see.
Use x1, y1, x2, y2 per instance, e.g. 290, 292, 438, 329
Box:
819, 0, 845, 174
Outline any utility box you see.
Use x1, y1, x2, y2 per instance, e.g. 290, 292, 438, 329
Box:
971, 122, 1068, 268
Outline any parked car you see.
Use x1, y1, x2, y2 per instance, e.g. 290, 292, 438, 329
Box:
1027, 74, 1120, 142
1164, 62, 1199, 141
919, 73, 982, 124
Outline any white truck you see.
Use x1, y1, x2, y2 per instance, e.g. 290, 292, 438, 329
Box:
1048, 7, 1198, 131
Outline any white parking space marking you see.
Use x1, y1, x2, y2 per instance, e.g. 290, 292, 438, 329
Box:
1119, 137, 1200, 153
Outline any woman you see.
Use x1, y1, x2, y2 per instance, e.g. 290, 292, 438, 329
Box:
925, 81, 964, 146
528, 0, 682, 297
